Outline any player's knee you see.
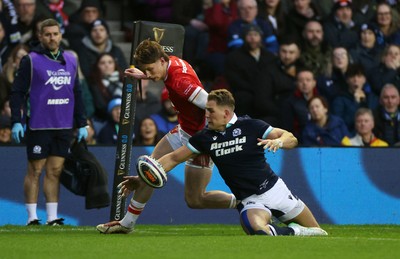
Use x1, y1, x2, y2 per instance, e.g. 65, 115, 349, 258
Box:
47, 163, 63, 173
240, 210, 269, 236
26, 170, 41, 180
45, 168, 63, 180
27, 166, 43, 178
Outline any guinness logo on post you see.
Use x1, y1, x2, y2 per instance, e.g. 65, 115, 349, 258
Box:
153, 27, 165, 43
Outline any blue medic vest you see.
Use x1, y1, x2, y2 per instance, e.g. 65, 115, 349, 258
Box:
28, 51, 77, 130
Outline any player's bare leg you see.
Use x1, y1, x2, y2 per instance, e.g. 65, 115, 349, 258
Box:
43, 156, 65, 225
240, 209, 272, 235
285, 204, 320, 228
184, 165, 236, 209
127, 136, 176, 201
25, 159, 46, 203
240, 208, 327, 236
97, 173, 155, 233
43, 156, 64, 203
24, 159, 46, 225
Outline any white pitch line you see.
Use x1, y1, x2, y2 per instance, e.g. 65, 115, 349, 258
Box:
0, 227, 94, 233
326, 237, 400, 242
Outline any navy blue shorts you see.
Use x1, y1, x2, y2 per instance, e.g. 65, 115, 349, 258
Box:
26, 128, 74, 160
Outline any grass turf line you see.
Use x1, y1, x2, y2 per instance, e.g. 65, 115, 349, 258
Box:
0, 224, 399, 259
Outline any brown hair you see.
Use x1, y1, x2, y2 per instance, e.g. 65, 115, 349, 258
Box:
307, 95, 329, 110
90, 53, 123, 101
375, 2, 399, 35
381, 44, 400, 62
133, 39, 169, 65
208, 89, 235, 110
133, 117, 163, 146
345, 63, 365, 78
3, 44, 30, 83
39, 18, 60, 34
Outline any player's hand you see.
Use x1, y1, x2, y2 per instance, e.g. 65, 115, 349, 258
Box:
11, 123, 24, 144
117, 175, 142, 197
354, 89, 366, 103
77, 127, 88, 142
257, 138, 283, 153
124, 67, 148, 79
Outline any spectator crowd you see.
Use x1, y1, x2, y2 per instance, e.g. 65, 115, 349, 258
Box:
1, 0, 400, 147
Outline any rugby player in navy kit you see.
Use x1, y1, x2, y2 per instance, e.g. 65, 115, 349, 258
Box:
130, 89, 328, 236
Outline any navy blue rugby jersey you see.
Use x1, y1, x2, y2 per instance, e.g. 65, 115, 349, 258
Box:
188, 115, 279, 200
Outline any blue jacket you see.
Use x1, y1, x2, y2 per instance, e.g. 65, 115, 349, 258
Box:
302, 114, 349, 146
349, 43, 383, 73
331, 86, 379, 134
323, 17, 358, 49
227, 18, 279, 54
367, 63, 400, 96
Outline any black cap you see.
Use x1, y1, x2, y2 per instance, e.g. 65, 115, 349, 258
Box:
90, 19, 109, 34
241, 24, 263, 39
79, 0, 102, 11
360, 23, 380, 37
333, 0, 352, 11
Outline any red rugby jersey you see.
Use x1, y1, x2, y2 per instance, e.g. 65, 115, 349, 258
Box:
164, 56, 206, 135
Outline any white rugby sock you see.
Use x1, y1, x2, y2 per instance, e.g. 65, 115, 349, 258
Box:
120, 199, 146, 228
268, 224, 277, 236
229, 194, 237, 209
46, 202, 58, 222
26, 203, 38, 223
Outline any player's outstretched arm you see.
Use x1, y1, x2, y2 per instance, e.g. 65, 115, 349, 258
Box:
258, 128, 298, 153
158, 146, 195, 172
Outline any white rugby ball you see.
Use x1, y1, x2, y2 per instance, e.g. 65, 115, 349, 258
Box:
137, 155, 167, 188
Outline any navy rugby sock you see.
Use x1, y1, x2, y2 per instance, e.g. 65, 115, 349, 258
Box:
268, 223, 295, 236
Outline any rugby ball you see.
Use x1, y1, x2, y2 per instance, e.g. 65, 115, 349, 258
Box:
136, 155, 167, 188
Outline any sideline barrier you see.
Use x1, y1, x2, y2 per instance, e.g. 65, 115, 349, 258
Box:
0, 146, 398, 226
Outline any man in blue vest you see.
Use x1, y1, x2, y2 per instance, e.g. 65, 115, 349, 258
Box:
10, 18, 88, 226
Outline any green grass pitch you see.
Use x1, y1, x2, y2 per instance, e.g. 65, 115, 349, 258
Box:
0, 224, 399, 259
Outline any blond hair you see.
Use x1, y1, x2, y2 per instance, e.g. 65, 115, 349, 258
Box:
208, 89, 235, 110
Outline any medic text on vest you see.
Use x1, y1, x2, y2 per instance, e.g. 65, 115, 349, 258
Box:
47, 98, 70, 105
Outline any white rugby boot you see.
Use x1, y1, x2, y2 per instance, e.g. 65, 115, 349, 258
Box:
96, 221, 133, 234
288, 223, 328, 236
